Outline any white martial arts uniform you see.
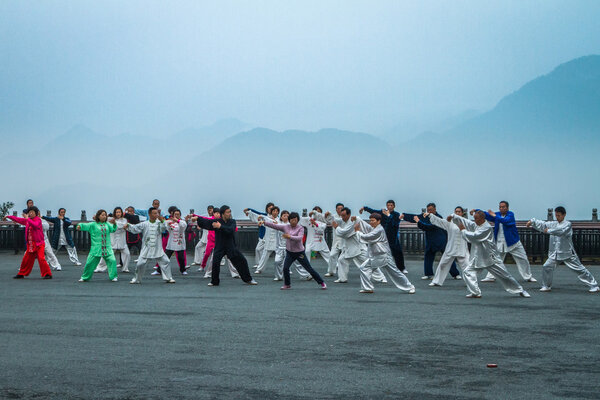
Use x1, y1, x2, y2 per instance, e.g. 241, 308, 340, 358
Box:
530, 219, 598, 291
42, 219, 61, 271
315, 211, 347, 276
453, 215, 527, 297
126, 219, 174, 283
248, 210, 278, 273
300, 216, 331, 266
355, 218, 413, 292
335, 217, 386, 283
429, 214, 469, 286
96, 217, 131, 273
56, 219, 81, 265
483, 219, 534, 282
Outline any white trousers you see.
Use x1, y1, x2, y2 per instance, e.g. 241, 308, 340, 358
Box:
204, 254, 239, 278
305, 243, 330, 266
542, 255, 598, 289
463, 262, 524, 296
194, 241, 207, 264
432, 254, 469, 286
340, 251, 386, 283
328, 244, 343, 274
484, 241, 533, 280
96, 247, 131, 272
359, 254, 413, 292
254, 238, 266, 266
256, 249, 277, 273
56, 244, 80, 264
132, 255, 172, 282
45, 239, 61, 270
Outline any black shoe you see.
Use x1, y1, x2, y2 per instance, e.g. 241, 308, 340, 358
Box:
13, 274, 24, 279
43, 275, 53, 279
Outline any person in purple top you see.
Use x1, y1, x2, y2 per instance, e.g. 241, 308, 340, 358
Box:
260, 212, 327, 290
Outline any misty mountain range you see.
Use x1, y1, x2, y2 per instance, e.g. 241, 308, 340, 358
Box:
2, 55, 599, 219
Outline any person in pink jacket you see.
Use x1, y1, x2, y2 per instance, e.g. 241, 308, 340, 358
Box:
5, 206, 53, 279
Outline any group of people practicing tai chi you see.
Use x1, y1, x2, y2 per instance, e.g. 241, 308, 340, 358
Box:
5, 198, 599, 298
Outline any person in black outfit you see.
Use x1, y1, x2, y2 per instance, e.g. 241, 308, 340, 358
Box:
195, 205, 257, 287
361, 200, 407, 273
402, 202, 460, 280
124, 207, 142, 255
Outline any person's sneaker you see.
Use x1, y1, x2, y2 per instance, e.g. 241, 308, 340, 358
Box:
588, 286, 600, 293
429, 282, 441, 287
539, 286, 551, 292
481, 277, 495, 283
520, 291, 531, 298
526, 277, 538, 282
78, 278, 87, 282
116, 264, 122, 268
151, 271, 160, 276
129, 279, 140, 284
203, 275, 211, 279
280, 285, 292, 290
324, 273, 334, 277
305, 276, 313, 281
121, 269, 129, 273
233, 275, 240, 279
408, 286, 416, 294
182, 271, 188, 275
166, 279, 176, 284
320, 282, 327, 290
466, 293, 482, 298
75, 262, 82, 266
359, 289, 374, 293
247, 280, 258, 285
334, 279, 347, 283
252, 265, 259, 270
273, 277, 281, 281
207, 283, 215, 286
454, 275, 462, 280
421, 275, 432, 280
111, 277, 118, 282
55, 266, 62, 271
13, 274, 25, 279
197, 267, 204, 272
401, 269, 408, 274
184, 265, 191, 270
255, 270, 262, 274
43, 275, 53, 279
191, 262, 199, 266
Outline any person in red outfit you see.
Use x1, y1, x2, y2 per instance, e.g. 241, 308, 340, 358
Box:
5, 206, 53, 279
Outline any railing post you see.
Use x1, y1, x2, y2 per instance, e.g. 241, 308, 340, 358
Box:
421, 208, 426, 213
547, 208, 554, 221
81, 210, 87, 221
12, 211, 17, 216
302, 208, 307, 217
46, 210, 51, 217
592, 208, 598, 222
190, 209, 194, 215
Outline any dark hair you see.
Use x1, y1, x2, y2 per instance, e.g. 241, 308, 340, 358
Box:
271, 206, 280, 214
281, 210, 289, 216
288, 212, 300, 221
126, 206, 135, 211
148, 207, 158, 215
152, 199, 160, 203
213, 209, 221, 215
172, 209, 181, 215
341, 207, 352, 215
27, 206, 40, 216
474, 210, 486, 219
370, 213, 382, 221
427, 203, 436, 209
113, 207, 123, 217
219, 205, 230, 215
555, 206, 566, 214
455, 206, 464, 213
312, 206, 323, 213
335, 203, 344, 209
265, 202, 274, 213
93, 209, 107, 222
26, 199, 33, 205
386, 200, 395, 206
207, 205, 214, 211
58, 208, 66, 215
167, 206, 177, 215
499, 200, 509, 209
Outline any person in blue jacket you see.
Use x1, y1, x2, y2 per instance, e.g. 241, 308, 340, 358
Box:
361, 200, 407, 274
474, 201, 536, 283
402, 203, 460, 280
43, 208, 82, 266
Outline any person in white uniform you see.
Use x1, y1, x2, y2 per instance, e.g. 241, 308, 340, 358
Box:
332, 207, 386, 284
164, 209, 189, 275
95, 207, 131, 273
475, 201, 537, 283
453, 210, 530, 298
354, 213, 415, 294
42, 218, 61, 271
314, 203, 347, 277
528, 206, 599, 293
124, 207, 175, 284
246, 207, 279, 274
426, 206, 469, 287
301, 206, 331, 266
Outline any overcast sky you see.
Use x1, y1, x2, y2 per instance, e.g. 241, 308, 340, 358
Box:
1, 0, 599, 137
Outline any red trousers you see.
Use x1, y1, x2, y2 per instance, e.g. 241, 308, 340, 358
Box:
19, 245, 52, 277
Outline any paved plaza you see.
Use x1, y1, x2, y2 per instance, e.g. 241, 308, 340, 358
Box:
0, 251, 598, 400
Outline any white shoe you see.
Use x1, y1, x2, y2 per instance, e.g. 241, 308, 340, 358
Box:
252, 265, 259, 269
421, 275, 432, 280
401, 269, 408, 274
116, 264, 122, 268
129, 279, 140, 284
255, 270, 262, 274
111, 277, 118, 282
247, 280, 258, 285
324, 273, 334, 277
359, 289, 374, 293
151, 271, 160, 276
520, 291, 531, 298
481, 277, 495, 283
334, 279, 347, 283
408, 286, 416, 294
589, 286, 600, 293
203, 275, 211, 279
454, 275, 462, 280
207, 283, 215, 286
166, 279, 176, 283
182, 271, 188, 275
466, 293, 482, 298
273, 277, 281, 281
134, 259, 139, 262
305, 276, 313, 281
75, 262, 82, 266
526, 277, 538, 282
78, 278, 87, 282
232, 275, 240, 279
197, 267, 204, 272
184, 265, 191, 270
539, 286, 551, 292
121, 269, 129, 273
191, 262, 199, 266
429, 282, 441, 287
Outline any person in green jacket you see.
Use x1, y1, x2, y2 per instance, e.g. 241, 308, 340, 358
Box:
77, 209, 119, 282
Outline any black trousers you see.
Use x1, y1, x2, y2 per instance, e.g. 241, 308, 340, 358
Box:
211, 247, 252, 285
165, 249, 187, 273
389, 242, 406, 270
127, 241, 142, 255
282, 250, 324, 286
424, 249, 459, 277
